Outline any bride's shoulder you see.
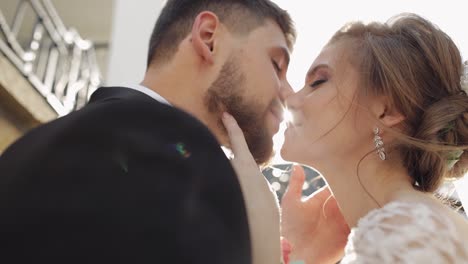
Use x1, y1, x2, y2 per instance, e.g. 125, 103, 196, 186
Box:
342, 201, 468, 263
361, 200, 460, 226
350, 201, 460, 241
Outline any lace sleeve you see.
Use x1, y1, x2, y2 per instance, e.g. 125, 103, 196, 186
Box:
341, 202, 468, 264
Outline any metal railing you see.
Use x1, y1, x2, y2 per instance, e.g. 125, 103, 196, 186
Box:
0, 0, 102, 116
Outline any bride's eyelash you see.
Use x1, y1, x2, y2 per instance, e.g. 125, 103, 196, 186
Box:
310, 79, 327, 88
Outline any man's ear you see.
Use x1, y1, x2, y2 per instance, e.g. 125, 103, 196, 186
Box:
190, 11, 219, 65
370, 96, 406, 127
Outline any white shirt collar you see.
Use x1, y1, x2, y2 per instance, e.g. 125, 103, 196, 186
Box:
125, 84, 171, 106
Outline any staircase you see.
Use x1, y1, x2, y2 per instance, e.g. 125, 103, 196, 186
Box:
0, 0, 102, 152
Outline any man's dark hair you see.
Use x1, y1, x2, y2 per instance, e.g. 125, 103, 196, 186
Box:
146, 0, 296, 67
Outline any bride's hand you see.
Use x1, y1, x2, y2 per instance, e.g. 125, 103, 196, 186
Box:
222, 112, 281, 264
281, 165, 350, 264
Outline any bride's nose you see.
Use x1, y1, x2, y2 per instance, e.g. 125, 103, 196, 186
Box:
285, 90, 304, 110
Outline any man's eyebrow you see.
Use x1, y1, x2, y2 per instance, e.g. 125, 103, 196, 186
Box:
306, 64, 330, 81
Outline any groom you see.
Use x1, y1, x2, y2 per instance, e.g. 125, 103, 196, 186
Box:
0, 0, 295, 263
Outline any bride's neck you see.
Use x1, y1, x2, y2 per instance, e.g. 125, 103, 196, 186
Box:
309, 155, 415, 228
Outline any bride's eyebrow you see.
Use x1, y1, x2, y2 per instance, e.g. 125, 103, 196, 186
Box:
305, 64, 330, 81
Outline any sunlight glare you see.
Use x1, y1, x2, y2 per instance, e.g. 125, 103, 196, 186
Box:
283, 108, 294, 124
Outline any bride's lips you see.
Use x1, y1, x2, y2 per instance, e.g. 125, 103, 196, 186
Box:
283, 108, 302, 128
286, 116, 302, 127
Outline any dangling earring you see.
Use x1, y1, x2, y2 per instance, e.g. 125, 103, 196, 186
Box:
373, 127, 386, 161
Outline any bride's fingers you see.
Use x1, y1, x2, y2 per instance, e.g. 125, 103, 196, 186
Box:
306, 185, 331, 200
222, 112, 253, 160
302, 185, 332, 205
282, 165, 306, 203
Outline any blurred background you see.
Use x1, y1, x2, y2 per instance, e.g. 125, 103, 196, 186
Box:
0, 0, 465, 213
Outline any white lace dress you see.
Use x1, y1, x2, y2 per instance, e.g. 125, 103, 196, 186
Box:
341, 202, 468, 263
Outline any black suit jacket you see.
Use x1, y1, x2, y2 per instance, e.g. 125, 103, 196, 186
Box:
0, 87, 251, 264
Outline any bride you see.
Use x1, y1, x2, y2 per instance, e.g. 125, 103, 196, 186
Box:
223, 13, 468, 263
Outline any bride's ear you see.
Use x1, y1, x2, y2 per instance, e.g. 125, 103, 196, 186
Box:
370, 96, 406, 127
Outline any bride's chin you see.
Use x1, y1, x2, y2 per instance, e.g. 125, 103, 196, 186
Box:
279, 143, 296, 162
279, 147, 289, 161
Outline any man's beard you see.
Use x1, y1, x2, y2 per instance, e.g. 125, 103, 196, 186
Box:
204, 56, 274, 165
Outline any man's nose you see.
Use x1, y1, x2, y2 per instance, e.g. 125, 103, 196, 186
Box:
279, 80, 294, 103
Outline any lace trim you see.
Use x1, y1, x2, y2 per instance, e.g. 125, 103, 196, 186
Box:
342, 201, 468, 263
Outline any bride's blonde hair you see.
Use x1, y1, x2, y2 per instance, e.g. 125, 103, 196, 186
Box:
329, 13, 468, 192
